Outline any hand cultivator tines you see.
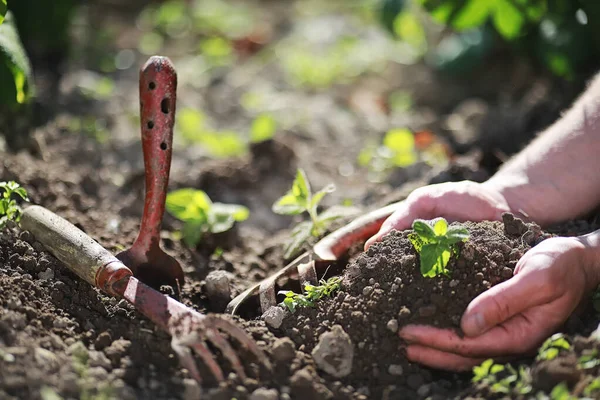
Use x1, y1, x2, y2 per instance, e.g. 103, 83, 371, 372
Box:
116, 56, 185, 292
21, 205, 271, 383
226, 203, 400, 315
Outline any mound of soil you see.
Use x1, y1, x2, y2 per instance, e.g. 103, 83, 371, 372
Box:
279, 213, 549, 399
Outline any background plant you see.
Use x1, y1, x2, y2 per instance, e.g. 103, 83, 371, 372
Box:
0, 181, 29, 229
380, 0, 600, 78
165, 188, 249, 248
279, 276, 342, 313
409, 217, 469, 277
273, 168, 358, 259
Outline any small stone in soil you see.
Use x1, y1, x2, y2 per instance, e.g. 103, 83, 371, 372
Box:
271, 337, 296, 363
249, 387, 279, 400
262, 306, 286, 329
312, 325, 354, 378
386, 319, 398, 333
388, 364, 403, 376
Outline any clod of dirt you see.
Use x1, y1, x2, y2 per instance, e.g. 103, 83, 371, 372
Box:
311, 325, 354, 378
271, 337, 296, 363
204, 270, 234, 311
249, 387, 279, 400
262, 306, 286, 329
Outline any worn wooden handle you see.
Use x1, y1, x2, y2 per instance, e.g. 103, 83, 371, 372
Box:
20, 205, 122, 287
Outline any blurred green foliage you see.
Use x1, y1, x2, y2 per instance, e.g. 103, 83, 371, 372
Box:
383, 0, 600, 78
9, 0, 76, 53
0, 0, 6, 26
0, 12, 33, 107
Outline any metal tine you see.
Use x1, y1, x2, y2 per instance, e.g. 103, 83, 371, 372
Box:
209, 316, 272, 370
172, 334, 225, 382
259, 278, 277, 313
297, 260, 318, 291
205, 328, 247, 379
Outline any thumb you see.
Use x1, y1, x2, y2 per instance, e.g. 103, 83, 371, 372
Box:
461, 270, 556, 336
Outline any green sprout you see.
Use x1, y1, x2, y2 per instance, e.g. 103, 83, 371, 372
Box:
279, 277, 342, 313
472, 359, 532, 395
409, 217, 469, 278
0, 181, 29, 228
250, 113, 277, 143
166, 188, 249, 248
272, 168, 357, 259
578, 349, 600, 370
537, 333, 570, 361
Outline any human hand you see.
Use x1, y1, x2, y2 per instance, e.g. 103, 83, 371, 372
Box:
398, 236, 599, 371
365, 181, 511, 249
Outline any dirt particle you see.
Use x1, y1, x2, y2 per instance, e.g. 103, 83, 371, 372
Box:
388, 364, 403, 376
311, 325, 353, 378
262, 306, 286, 329
501, 267, 514, 278
183, 379, 201, 400
418, 305, 437, 318
271, 337, 296, 363
386, 319, 398, 333
362, 286, 373, 296
95, 331, 112, 350
249, 388, 279, 400
398, 306, 412, 320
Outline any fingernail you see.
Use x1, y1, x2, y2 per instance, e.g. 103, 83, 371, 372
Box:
398, 328, 415, 342
462, 312, 485, 336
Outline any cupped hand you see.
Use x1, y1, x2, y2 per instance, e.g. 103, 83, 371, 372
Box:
398, 236, 598, 371
365, 181, 511, 249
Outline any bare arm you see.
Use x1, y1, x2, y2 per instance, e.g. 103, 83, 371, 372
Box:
484, 74, 600, 226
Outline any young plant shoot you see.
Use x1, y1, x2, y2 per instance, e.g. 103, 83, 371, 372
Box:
279, 276, 342, 313
409, 217, 469, 277
165, 188, 249, 248
0, 181, 29, 228
273, 168, 357, 259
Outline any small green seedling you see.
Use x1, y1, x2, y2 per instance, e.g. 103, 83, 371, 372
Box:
0, 181, 29, 228
537, 333, 570, 361
273, 168, 357, 259
408, 217, 469, 277
279, 276, 342, 313
166, 188, 249, 248
578, 349, 600, 370
472, 359, 532, 395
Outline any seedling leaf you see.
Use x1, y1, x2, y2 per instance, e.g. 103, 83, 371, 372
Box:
309, 183, 336, 211
0, 1, 6, 26
432, 217, 448, 236
537, 333, 570, 361
412, 219, 436, 241
283, 221, 313, 259
0, 181, 29, 229
166, 188, 249, 247
0, 12, 34, 105
250, 114, 277, 143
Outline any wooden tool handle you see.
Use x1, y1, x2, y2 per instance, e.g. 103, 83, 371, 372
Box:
21, 205, 127, 288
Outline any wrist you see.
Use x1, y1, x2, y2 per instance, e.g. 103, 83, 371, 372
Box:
576, 229, 600, 292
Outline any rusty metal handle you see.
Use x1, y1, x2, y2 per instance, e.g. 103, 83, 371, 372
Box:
21, 205, 132, 295
134, 56, 178, 253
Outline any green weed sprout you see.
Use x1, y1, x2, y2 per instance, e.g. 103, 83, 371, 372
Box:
279, 276, 342, 313
472, 359, 532, 395
409, 217, 469, 277
166, 188, 249, 248
0, 181, 29, 228
537, 333, 570, 361
272, 168, 357, 259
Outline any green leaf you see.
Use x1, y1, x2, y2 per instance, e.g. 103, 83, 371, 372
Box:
211, 203, 249, 222
492, 0, 525, 39
250, 114, 277, 143
394, 12, 427, 51
182, 221, 205, 248
208, 203, 249, 233
292, 169, 311, 205
0, 0, 6, 26
12, 187, 29, 201
309, 183, 336, 211
452, 0, 491, 30
283, 221, 313, 259
550, 382, 573, 400
408, 232, 424, 253
383, 128, 415, 153
472, 359, 494, 382
446, 226, 470, 241
584, 377, 600, 396
380, 0, 407, 34
272, 193, 306, 215
166, 189, 211, 222
412, 219, 436, 242
432, 217, 448, 236
177, 108, 206, 141
0, 12, 34, 105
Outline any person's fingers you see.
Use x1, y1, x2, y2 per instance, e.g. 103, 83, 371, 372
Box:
461, 269, 561, 336
364, 192, 434, 250
405, 344, 486, 371
400, 309, 556, 358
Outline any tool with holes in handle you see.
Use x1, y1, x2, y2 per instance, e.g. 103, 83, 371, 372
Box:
116, 56, 185, 293
21, 205, 271, 383
226, 202, 401, 315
